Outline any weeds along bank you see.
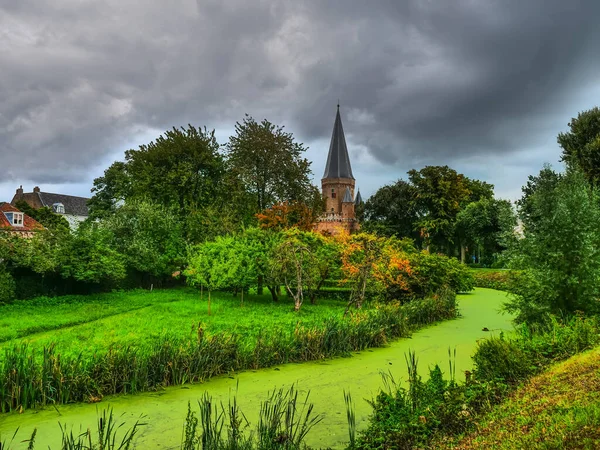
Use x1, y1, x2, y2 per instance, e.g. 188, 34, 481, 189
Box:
0, 291, 458, 413
351, 315, 600, 450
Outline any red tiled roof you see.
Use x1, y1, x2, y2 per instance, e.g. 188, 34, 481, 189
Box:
0, 202, 44, 232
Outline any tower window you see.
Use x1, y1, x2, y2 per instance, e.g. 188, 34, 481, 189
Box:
331, 188, 336, 199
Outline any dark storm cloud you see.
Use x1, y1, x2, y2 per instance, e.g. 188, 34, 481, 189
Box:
1, 0, 600, 190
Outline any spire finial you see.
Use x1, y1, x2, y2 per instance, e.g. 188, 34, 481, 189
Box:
337, 100, 340, 111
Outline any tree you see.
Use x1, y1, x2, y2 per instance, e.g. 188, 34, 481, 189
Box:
506, 168, 600, 324
103, 201, 185, 284
558, 107, 600, 184
60, 224, 126, 285
362, 180, 420, 241
338, 232, 385, 312
14, 201, 70, 233
185, 237, 239, 315
455, 198, 516, 264
516, 164, 562, 231
407, 166, 472, 252
270, 229, 320, 312
89, 126, 228, 241
226, 115, 317, 214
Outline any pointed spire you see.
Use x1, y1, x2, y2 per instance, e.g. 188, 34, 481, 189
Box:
323, 105, 354, 179
355, 189, 363, 205
342, 186, 353, 203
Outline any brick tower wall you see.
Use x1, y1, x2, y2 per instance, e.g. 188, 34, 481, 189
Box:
322, 177, 355, 214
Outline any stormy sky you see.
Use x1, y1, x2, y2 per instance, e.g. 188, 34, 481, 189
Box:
2, 0, 600, 204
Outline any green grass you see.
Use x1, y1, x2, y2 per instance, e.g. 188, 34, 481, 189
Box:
439, 347, 600, 449
0, 288, 458, 412
0, 288, 348, 358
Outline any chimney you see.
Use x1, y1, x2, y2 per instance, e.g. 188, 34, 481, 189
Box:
16, 185, 23, 196
33, 186, 40, 193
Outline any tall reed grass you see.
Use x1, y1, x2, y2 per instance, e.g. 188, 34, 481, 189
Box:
0, 292, 457, 412
2, 386, 321, 450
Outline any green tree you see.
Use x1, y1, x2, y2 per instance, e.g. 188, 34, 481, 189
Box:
89, 126, 229, 241
507, 169, 600, 324
61, 224, 126, 285
244, 227, 284, 301
14, 201, 70, 233
185, 236, 241, 315
516, 164, 562, 230
226, 115, 317, 215
103, 201, 185, 284
455, 198, 516, 264
407, 166, 472, 252
558, 107, 600, 184
362, 180, 420, 241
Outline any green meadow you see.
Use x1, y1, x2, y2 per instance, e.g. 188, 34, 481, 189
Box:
0, 288, 348, 357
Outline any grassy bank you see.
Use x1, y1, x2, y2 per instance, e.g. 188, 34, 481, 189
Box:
0, 290, 458, 412
439, 347, 600, 449
352, 315, 600, 449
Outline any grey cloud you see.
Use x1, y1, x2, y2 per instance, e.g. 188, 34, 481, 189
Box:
0, 0, 599, 197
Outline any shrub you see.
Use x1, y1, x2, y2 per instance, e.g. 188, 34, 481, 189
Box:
471, 270, 511, 291
405, 252, 474, 298
0, 267, 15, 304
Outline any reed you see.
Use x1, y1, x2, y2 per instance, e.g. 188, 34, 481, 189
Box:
0, 292, 457, 412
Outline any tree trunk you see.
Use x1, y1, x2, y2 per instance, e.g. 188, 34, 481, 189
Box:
268, 285, 279, 302
257, 275, 264, 295
460, 244, 466, 264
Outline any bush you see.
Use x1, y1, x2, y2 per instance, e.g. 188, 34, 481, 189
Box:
472, 270, 511, 291
0, 267, 15, 303
405, 252, 474, 298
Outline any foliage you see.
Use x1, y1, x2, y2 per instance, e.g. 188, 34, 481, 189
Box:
455, 198, 516, 265
89, 125, 229, 241
558, 106, 600, 184
406, 251, 474, 298
0, 266, 15, 304
226, 115, 317, 214
0, 290, 457, 412
407, 166, 474, 252
337, 232, 386, 310
471, 269, 511, 291
515, 164, 562, 230
256, 200, 320, 231
362, 180, 420, 241
13, 200, 70, 233
103, 200, 185, 281
60, 224, 126, 285
440, 347, 600, 450
354, 315, 600, 450
507, 168, 600, 324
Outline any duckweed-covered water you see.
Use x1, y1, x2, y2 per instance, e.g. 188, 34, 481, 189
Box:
0, 288, 512, 449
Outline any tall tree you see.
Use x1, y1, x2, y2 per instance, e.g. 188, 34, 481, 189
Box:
507, 168, 600, 324
407, 166, 472, 252
89, 126, 228, 241
558, 107, 600, 184
516, 164, 562, 231
226, 115, 316, 214
362, 180, 420, 241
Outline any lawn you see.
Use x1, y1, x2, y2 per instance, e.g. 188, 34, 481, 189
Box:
0, 288, 349, 357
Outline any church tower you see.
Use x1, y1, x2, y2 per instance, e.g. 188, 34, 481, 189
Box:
316, 105, 360, 234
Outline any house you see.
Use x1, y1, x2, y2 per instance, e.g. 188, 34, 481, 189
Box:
315, 105, 363, 235
11, 186, 90, 230
0, 202, 44, 237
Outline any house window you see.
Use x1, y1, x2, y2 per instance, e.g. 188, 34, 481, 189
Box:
12, 212, 23, 227
53, 203, 65, 214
